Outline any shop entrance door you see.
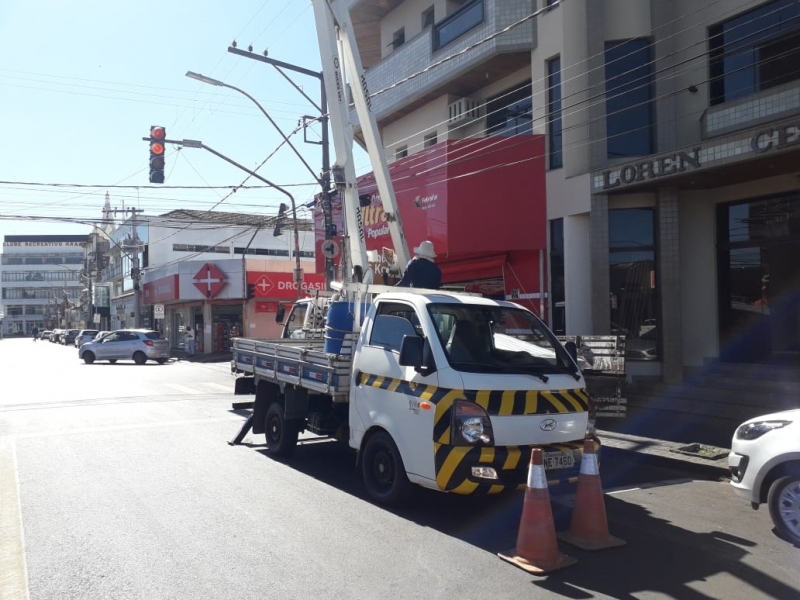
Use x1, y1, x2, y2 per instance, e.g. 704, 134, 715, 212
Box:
718, 195, 800, 364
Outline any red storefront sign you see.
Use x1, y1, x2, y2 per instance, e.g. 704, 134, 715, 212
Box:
314, 136, 546, 274
246, 272, 326, 299
193, 262, 227, 298
142, 274, 180, 304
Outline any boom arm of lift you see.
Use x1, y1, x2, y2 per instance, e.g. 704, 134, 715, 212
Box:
311, 0, 411, 287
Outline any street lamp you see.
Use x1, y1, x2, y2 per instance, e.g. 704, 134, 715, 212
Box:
185, 71, 321, 186
184, 71, 310, 297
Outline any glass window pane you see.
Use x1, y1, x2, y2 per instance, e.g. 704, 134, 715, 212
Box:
486, 80, 532, 137
609, 208, 658, 361
708, 0, 800, 105
547, 57, 563, 169
605, 39, 654, 157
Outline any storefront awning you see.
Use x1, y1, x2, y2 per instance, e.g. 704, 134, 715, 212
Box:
439, 253, 507, 283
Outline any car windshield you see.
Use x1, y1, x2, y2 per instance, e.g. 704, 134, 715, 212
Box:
427, 303, 578, 376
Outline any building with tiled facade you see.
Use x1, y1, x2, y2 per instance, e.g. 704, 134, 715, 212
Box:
0, 235, 88, 336
342, 0, 800, 438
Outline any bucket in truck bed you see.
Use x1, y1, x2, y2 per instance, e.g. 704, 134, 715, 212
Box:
324, 301, 367, 354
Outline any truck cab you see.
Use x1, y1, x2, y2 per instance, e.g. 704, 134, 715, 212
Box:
349, 290, 590, 503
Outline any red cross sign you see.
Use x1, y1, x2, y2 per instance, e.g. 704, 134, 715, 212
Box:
254, 275, 273, 297
193, 263, 227, 298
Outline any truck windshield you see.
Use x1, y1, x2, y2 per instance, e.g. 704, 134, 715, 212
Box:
428, 303, 577, 377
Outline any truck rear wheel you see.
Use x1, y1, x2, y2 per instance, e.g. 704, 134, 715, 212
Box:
362, 431, 411, 505
264, 401, 300, 457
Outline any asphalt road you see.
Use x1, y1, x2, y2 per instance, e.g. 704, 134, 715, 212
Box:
1, 337, 798, 600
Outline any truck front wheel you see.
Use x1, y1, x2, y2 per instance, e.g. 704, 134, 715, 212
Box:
362, 431, 411, 505
264, 401, 300, 457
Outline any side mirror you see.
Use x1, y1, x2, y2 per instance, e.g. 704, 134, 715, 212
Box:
399, 335, 424, 368
564, 340, 578, 363
275, 303, 286, 323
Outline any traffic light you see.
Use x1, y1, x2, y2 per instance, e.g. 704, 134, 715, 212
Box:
246, 283, 256, 300
273, 203, 288, 237
149, 126, 166, 184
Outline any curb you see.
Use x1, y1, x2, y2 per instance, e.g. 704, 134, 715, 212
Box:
597, 429, 730, 479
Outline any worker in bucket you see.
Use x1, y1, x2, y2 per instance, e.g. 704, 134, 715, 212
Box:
395, 240, 441, 289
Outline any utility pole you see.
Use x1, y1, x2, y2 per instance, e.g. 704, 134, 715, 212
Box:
226, 47, 335, 287
113, 207, 145, 328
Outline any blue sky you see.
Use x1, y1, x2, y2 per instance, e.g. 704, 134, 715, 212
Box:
0, 0, 362, 243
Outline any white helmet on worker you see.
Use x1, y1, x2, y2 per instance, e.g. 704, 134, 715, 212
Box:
413, 240, 437, 260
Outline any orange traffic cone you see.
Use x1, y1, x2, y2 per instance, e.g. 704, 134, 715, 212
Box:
498, 448, 577, 575
558, 439, 626, 551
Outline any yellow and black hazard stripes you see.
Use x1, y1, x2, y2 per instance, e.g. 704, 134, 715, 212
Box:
433, 441, 586, 494
357, 372, 588, 416
356, 372, 590, 495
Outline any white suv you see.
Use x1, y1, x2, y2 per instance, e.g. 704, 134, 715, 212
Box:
728, 409, 800, 545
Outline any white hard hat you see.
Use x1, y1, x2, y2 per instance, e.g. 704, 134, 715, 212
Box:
413, 240, 437, 259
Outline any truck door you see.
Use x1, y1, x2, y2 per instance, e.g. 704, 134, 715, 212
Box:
353, 301, 439, 484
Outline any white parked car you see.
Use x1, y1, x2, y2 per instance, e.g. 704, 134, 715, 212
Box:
78, 329, 170, 365
728, 409, 800, 545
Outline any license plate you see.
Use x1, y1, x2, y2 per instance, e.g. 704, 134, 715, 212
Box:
544, 451, 575, 470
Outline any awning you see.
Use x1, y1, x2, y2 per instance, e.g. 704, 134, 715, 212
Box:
438, 253, 507, 283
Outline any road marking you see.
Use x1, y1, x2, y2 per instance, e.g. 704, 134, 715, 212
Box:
204, 382, 232, 392
0, 438, 30, 600
10, 416, 242, 440
552, 478, 695, 507
164, 383, 204, 395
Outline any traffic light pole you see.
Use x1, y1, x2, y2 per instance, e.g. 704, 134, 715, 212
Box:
168, 138, 303, 298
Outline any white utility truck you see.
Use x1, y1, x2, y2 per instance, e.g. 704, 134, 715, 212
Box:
230, 0, 597, 505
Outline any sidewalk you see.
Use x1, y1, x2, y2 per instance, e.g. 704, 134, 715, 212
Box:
597, 428, 731, 479
173, 350, 232, 364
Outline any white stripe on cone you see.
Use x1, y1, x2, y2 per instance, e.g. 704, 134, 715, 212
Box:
580, 450, 600, 476
528, 462, 547, 489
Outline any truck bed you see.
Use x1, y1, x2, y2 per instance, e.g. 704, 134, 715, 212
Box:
232, 336, 356, 397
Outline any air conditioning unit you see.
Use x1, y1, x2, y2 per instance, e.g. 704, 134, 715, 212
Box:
447, 97, 481, 126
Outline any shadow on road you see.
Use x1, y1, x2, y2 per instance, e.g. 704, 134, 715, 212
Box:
229, 415, 798, 597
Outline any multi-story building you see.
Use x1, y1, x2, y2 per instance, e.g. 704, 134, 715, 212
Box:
134, 209, 321, 354
0, 235, 88, 336
340, 0, 800, 438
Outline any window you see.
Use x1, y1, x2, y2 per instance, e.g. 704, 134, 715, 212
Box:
547, 56, 563, 169
423, 132, 438, 147
422, 6, 435, 29
709, 0, 800, 105
486, 80, 532, 136
370, 302, 421, 352
717, 192, 800, 362
173, 244, 228, 254
434, 0, 484, 50
550, 219, 565, 335
395, 146, 408, 160
608, 208, 658, 361
391, 28, 405, 50
605, 39, 654, 157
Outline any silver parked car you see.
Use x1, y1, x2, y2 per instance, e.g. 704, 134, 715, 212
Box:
78, 329, 170, 365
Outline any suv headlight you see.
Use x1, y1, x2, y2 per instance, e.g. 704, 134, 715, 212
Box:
452, 400, 494, 446
735, 420, 790, 440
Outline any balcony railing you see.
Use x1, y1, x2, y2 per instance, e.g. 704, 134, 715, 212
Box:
357, 0, 534, 122
701, 79, 800, 139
